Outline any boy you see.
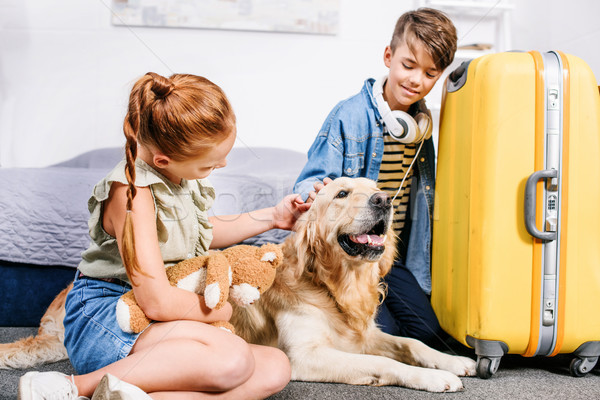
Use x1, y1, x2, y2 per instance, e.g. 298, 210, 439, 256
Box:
294, 8, 457, 347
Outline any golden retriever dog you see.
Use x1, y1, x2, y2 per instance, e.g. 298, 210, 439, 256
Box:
0, 177, 475, 392
231, 177, 475, 391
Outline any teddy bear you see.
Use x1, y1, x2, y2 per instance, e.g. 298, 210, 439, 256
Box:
115, 243, 283, 334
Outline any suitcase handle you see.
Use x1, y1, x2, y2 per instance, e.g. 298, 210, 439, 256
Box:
524, 169, 558, 241
446, 60, 471, 93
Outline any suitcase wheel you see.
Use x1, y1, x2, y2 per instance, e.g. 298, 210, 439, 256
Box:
476, 356, 501, 379
569, 356, 598, 377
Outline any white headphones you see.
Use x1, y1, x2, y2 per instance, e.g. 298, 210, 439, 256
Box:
372, 76, 432, 144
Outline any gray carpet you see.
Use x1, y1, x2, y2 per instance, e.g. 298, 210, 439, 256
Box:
1, 327, 599, 399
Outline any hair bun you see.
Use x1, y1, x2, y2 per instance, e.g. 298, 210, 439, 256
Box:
147, 72, 175, 99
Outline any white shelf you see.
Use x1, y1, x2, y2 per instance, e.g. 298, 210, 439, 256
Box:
420, 0, 514, 115
418, 0, 513, 53
455, 48, 494, 60
424, 0, 514, 13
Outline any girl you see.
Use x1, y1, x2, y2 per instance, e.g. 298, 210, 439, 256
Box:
19, 72, 309, 399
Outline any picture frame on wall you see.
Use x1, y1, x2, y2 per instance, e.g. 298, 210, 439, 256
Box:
111, 0, 340, 35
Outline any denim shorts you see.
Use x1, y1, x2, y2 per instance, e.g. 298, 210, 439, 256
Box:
63, 273, 142, 375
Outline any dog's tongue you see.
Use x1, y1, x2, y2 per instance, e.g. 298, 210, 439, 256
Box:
351, 234, 385, 246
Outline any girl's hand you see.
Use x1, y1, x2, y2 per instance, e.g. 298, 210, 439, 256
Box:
272, 194, 311, 231
210, 178, 332, 246
271, 178, 332, 231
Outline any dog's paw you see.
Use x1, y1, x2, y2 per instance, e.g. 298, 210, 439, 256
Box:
408, 369, 464, 392
437, 354, 477, 377
453, 355, 477, 376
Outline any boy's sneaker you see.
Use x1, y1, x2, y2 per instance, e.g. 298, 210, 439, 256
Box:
91, 374, 152, 400
18, 371, 89, 400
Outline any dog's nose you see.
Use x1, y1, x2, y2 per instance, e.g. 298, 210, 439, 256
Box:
369, 192, 391, 209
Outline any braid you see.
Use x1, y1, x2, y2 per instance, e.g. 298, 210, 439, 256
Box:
124, 100, 139, 212
121, 76, 153, 285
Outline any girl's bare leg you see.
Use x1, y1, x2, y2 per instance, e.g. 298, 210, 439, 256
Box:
71, 321, 290, 398
148, 344, 290, 400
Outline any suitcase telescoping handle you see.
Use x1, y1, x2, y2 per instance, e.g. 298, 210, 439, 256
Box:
524, 169, 558, 241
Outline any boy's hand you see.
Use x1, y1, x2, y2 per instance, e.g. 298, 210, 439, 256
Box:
306, 177, 332, 203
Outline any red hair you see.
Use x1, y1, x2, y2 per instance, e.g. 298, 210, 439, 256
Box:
121, 72, 235, 283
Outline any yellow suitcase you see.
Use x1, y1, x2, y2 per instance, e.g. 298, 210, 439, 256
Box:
432, 51, 600, 378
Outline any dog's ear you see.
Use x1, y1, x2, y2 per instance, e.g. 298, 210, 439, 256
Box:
378, 229, 397, 279
378, 257, 392, 280
291, 217, 318, 278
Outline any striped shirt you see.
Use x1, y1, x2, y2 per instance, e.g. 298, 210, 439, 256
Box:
377, 133, 417, 234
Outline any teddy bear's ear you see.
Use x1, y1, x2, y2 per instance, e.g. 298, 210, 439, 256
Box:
258, 243, 283, 268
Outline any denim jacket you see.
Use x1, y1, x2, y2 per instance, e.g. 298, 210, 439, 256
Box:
294, 78, 436, 294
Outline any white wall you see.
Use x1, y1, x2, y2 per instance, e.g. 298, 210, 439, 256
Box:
0, 0, 403, 167
1, 0, 598, 168
511, 0, 600, 77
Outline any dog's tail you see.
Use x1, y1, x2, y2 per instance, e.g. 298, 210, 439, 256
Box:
0, 284, 71, 369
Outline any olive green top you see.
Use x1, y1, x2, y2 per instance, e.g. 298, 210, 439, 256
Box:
78, 158, 215, 284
